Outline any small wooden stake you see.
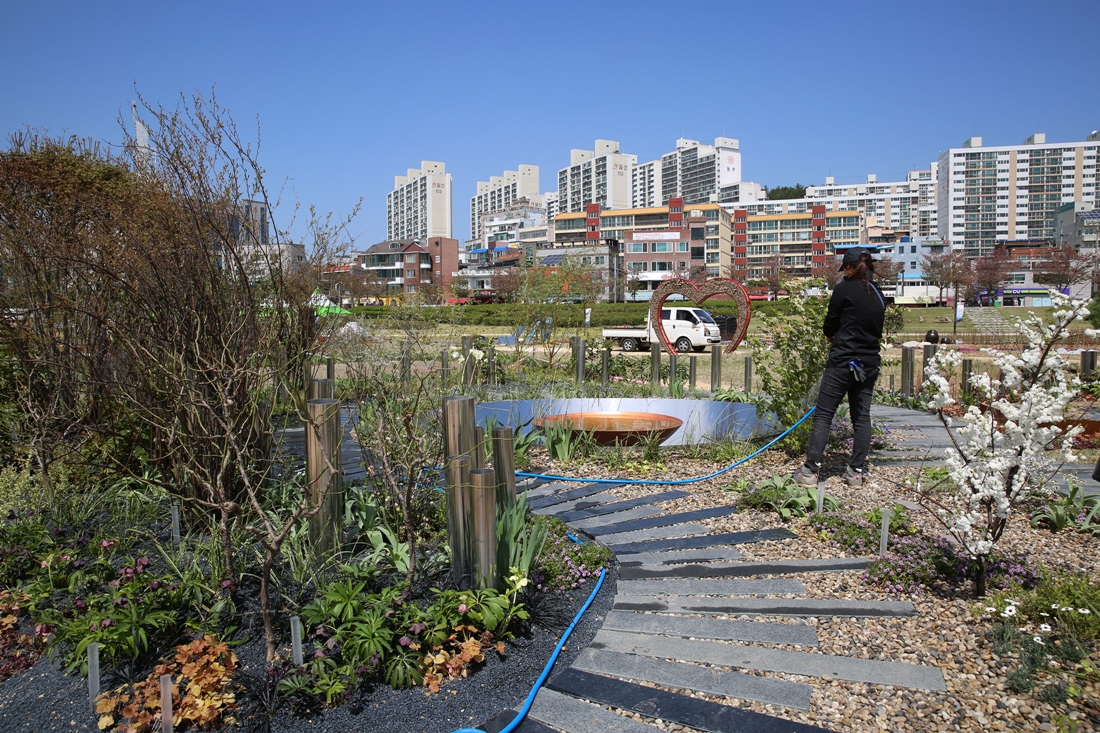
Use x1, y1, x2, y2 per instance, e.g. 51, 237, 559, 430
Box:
744, 355, 753, 393
689, 355, 697, 388
87, 642, 100, 712
160, 674, 174, 733
290, 615, 303, 666
879, 507, 892, 556
816, 484, 825, 515
601, 347, 610, 386
710, 344, 722, 392
170, 505, 181, 548
490, 426, 517, 507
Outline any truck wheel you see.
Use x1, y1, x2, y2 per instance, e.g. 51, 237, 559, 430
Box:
621, 337, 638, 352
675, 337, 693, 353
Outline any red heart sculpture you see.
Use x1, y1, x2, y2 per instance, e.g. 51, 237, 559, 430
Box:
647, 278, 752, 356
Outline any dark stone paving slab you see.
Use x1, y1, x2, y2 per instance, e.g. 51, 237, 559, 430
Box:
481, 708, 559, 733
592, 630, 947, 691
610, 528, 797, 555
616, 578, 805, 596
619, 558, 870, 580
585, 507, 736, 537
553, 491, 691, 522
594, 523, 710, 545
601, 610, 819, 646
612, 596, 917, 618
529, 687, 661, 732
548, 668, 833, 733
532, 492, 621, 516
528, 482, 626, 509
569, 506, 664, 529
616, 547, 745, 566
571, 649, 812, 711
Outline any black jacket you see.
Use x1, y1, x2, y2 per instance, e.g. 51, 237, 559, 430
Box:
823, 278, 886, 368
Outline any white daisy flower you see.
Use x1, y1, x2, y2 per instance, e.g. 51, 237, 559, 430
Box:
1039, 624, 1051, 632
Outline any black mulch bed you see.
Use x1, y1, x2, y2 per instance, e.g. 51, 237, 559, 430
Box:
0, 565, 618, 733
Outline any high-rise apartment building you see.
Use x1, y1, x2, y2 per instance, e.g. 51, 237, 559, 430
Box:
544, 191, 559, 220
469, 165, 541, 243
556, 140, 637, 213
936, 132, 1099, 255
804, 166, 939, 238
633, 138, 761, 208
386, 161, 453, 241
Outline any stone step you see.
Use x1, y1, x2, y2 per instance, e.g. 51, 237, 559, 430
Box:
593, 629, 946, 691
616, 578, 805, 597
584, 507, 737, 537
521, 478, 571, 497
601, 610, 819, 647
616, 547, 745, 567
480, 708, 559, 733
568, 506, 666, 530
528, 482, 627, 510
619, 557, 871, 580
552, 491, 691, 522
532, 492, 622, 516
548, 668, 832, 733
528, 687, 663, 732
609, 528, 797, 555
571, 648, 812, 711
612, 596, 917, 618
592, 523, 710, 546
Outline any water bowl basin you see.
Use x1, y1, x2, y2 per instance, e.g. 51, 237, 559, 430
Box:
533, 411, 684, 447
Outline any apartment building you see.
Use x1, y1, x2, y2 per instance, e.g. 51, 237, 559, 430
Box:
553, 198, 734, 278
386, 162, 453, 240
355, 237, 459, 297
556, 140, 637, 213
631, 138, 748, 208
802, 166, 939, 238
731, 207, 860, 281
936, 132, 1100, 255
465, 198, 547, 260
469, 165, 541, 243
544, 191, 559, 220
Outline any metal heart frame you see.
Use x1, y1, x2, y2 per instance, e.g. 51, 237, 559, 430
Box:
647, 278, 752, 356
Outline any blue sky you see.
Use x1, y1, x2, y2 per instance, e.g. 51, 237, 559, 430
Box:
3, 0, 1099, 246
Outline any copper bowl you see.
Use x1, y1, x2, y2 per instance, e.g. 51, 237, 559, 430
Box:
533, 411, 683, 447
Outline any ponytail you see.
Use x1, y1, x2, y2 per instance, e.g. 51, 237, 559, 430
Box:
843, 256, 877, 301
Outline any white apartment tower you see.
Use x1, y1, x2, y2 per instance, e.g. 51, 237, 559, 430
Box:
386, 161, 453, 241
805, 165, 939, 237
631, 138, 744, 208
469, 165, 541, 242
544, 191, 560, 220
556, 140, 637, 213
936, 132, 1099, 255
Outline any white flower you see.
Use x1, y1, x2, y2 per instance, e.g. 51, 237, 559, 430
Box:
1033, 636, 1043, 644
1001, 606, 1017, 617
1052, 604, 1061, 609
1039, 624, 1052, 632
985, 607, 996, 613
1079, 608, 1091, 615
1062, 606, 1073, 612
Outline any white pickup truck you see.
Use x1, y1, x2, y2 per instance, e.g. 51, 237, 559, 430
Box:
602, 306, 723, 353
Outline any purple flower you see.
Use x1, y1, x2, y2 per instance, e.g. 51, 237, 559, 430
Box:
398, 636, 411, 647
100, 618, 114, 628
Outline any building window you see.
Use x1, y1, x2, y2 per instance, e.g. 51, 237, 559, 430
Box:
406, 253, 417, 262
651, 242, 670, 253
405, 285, 417, 293
406, 269, 415, 278
630, 262, 648, 272
628, 243, 647, 253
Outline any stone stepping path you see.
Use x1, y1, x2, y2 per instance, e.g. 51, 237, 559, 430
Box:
619, 557, 871, 580
478, 474, 940, 732
551, 491, 691, 522
582, 507, 737, 537
593, 630, 946, 690
571, 649, 814, 711
613, 596, 917, 617
600, 610, 819, 646
617, 578, 805, 596
548, 669, 832, 733
609, 528, 797, 555
616, 547, 745, 566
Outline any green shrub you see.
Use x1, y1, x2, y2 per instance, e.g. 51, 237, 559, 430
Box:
532, 515, 612, 592
996, 571, 1100, 640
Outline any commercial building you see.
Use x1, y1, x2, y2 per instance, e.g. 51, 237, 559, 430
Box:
469, 165, 541, 243
1055, 201, 1099, 251
874, 237, 949, 304
386, 162, 453, 241
553, 198, 733, 278
353, 237, 459, 298
936, 132, 1100, 255
556, 140, 637, 213
731, 207, 860, 281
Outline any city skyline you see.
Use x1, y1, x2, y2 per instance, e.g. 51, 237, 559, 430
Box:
2, 1, 1099, 247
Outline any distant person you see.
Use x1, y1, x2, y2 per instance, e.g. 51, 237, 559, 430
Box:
794, 247, 886, 488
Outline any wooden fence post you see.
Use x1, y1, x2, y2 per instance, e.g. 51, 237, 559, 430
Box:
470, 468, 498, 589
306, 398, 343, 557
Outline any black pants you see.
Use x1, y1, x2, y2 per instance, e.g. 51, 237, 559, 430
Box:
803, 363, 879, 473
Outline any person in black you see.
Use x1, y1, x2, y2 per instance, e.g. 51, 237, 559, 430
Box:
794, 247, 886, 488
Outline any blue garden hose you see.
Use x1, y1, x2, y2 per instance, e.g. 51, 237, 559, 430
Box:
515, 405, 816, 486
451, 566, 607, 733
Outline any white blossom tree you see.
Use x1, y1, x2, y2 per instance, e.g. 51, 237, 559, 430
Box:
919, 292, 1093, 595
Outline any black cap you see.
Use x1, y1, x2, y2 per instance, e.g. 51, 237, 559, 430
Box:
839, 246, 874, 271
